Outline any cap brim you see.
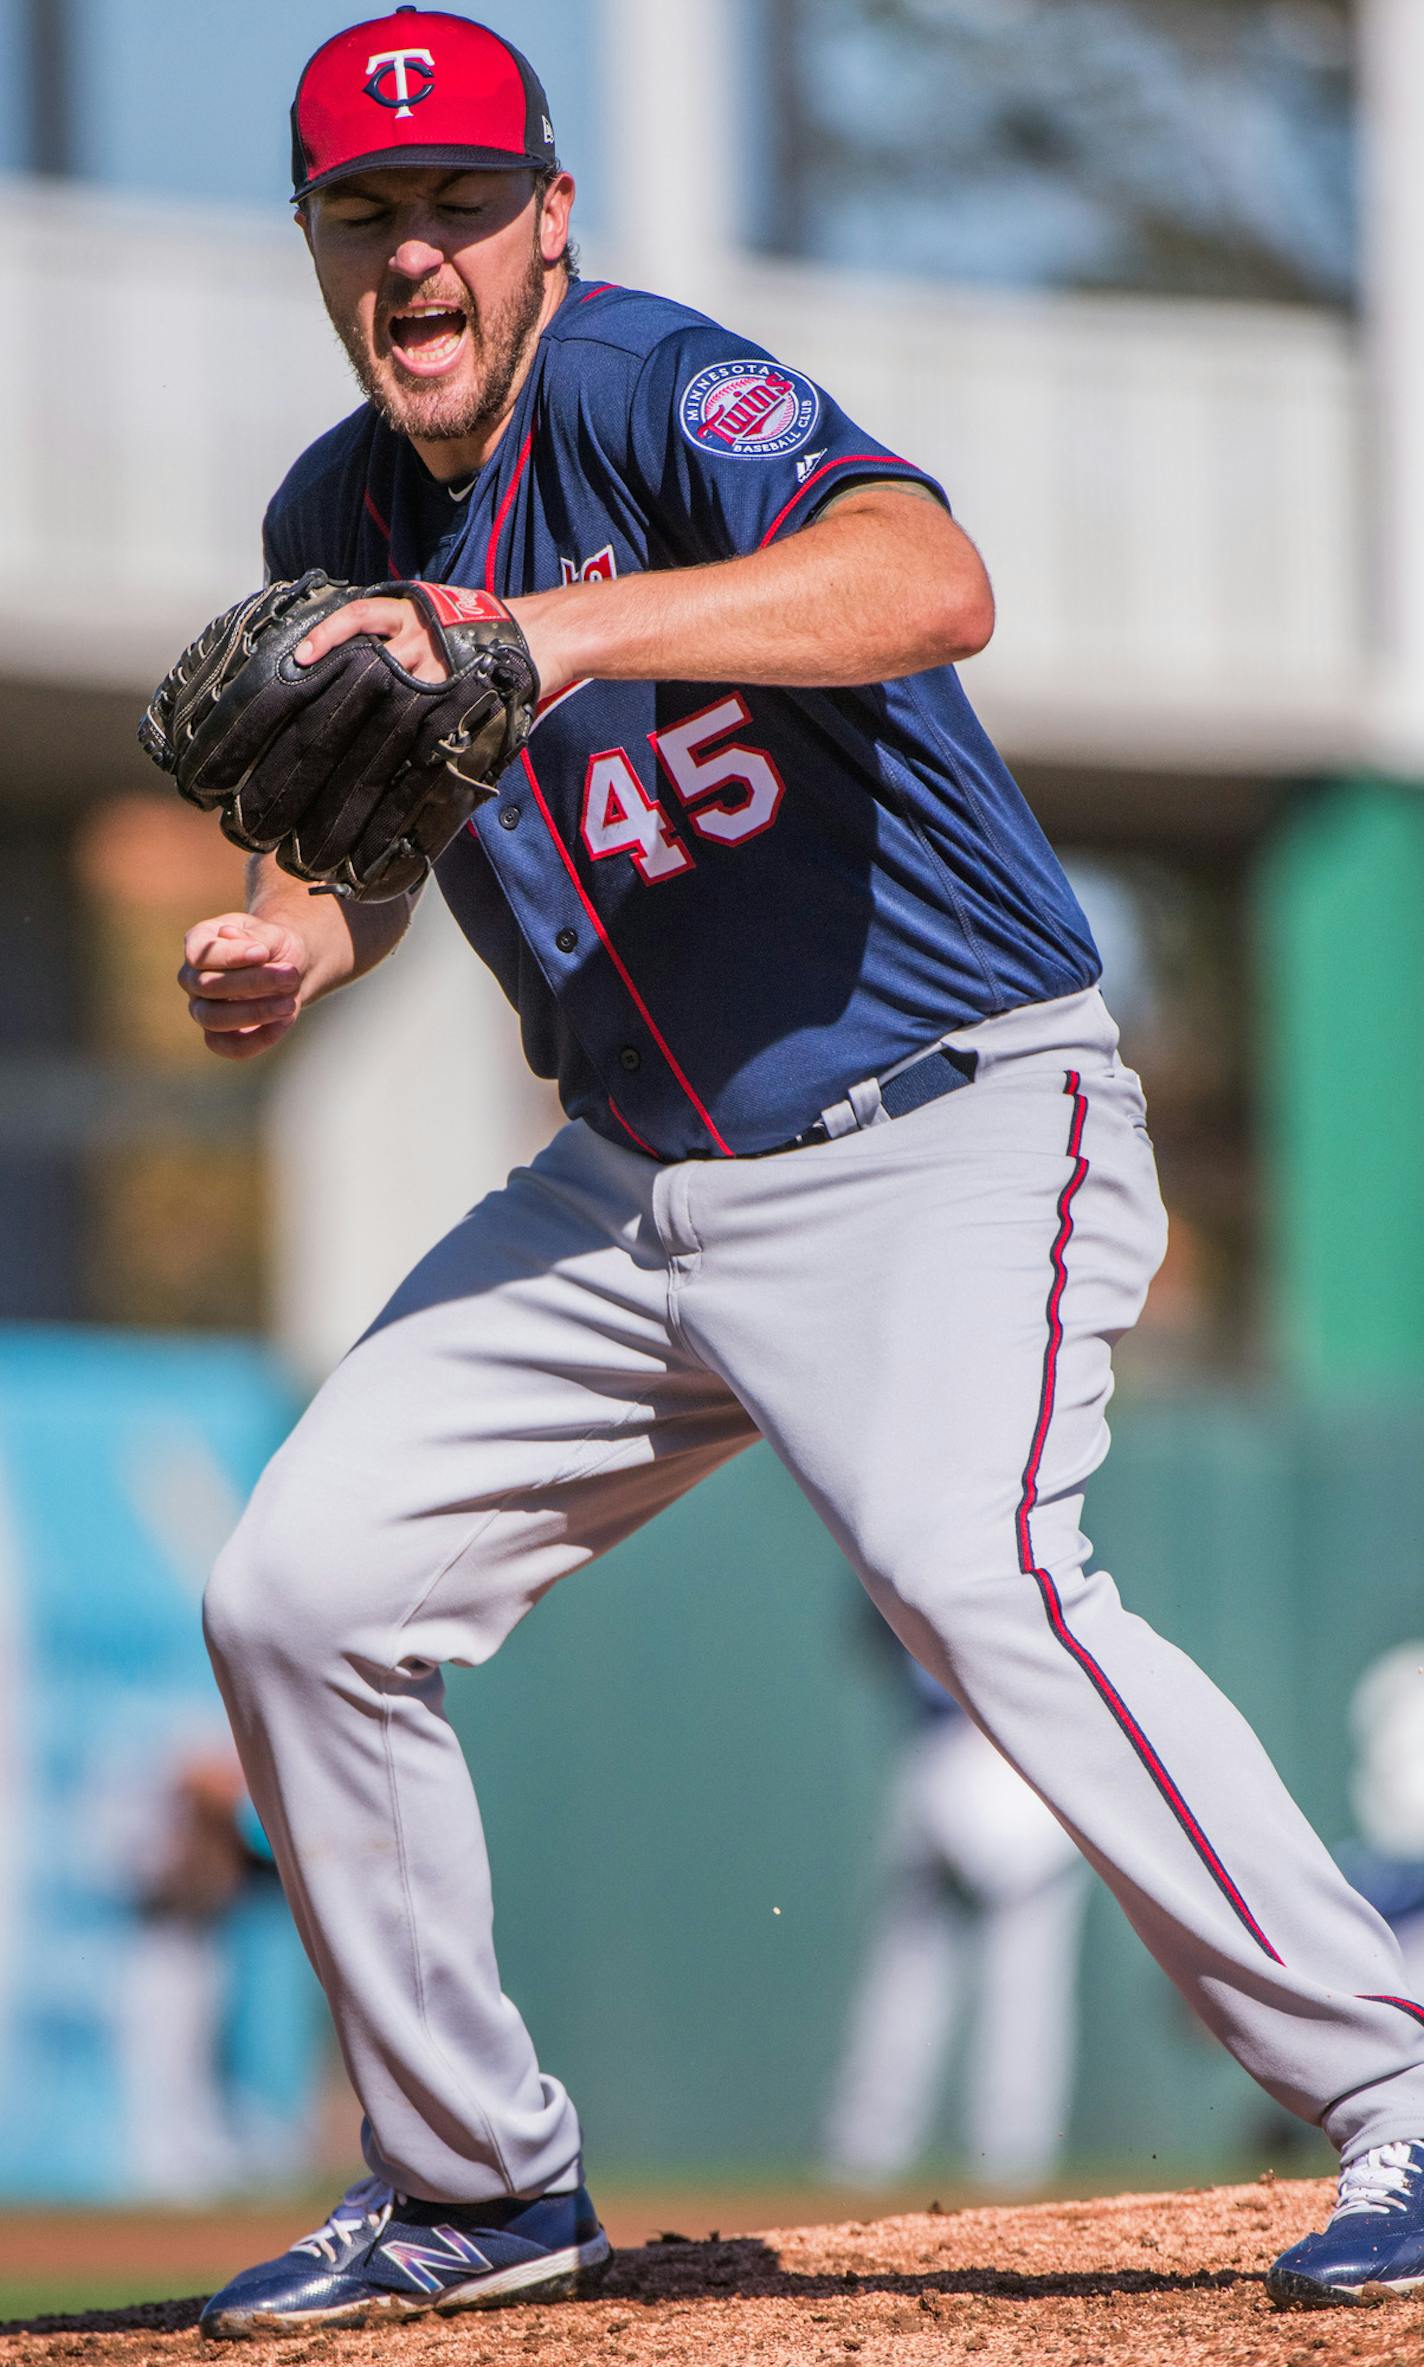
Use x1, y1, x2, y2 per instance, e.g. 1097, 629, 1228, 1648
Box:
294, 144, 549, 201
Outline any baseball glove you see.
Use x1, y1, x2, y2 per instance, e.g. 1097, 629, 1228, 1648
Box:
138, 571, 540, 901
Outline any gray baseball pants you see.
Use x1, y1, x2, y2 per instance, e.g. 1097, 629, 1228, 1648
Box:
205, 986, 1424, 2201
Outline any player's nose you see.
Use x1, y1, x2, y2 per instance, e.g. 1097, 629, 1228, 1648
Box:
390, 236, 447, 280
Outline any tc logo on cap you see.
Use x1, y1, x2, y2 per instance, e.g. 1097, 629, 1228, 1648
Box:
364, 47, 437, 117
291, 13, 557, 200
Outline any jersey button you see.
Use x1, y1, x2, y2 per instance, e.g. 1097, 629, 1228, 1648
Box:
619, 1046, 642, 1072
498, 804, 521, 830
555, 927, 577, 953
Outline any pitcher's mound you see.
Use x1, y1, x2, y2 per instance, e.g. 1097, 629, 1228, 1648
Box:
4, 2176, 1411, 2365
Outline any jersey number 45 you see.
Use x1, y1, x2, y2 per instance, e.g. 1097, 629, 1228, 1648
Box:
581, 695, 786, 885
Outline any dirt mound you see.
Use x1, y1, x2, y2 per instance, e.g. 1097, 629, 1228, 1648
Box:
5, 2175, 1416, 2366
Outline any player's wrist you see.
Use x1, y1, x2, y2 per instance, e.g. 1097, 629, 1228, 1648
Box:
512, 584, 606, 702
243, 883, 335, 997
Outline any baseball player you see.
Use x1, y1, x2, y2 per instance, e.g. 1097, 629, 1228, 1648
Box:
172, 9, 1424, 2331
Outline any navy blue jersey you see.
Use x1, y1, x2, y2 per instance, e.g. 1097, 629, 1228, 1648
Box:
265, 279, 1099, 1160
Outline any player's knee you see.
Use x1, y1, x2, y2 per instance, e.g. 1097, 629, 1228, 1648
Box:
204, 1518, 283, 1679
203, 1487, 348, 1679
867, 1541, 1078, 1695
863, 1523, 1020, 1629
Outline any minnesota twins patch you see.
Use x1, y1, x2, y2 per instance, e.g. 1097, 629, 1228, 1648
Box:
678, 359, 821, 460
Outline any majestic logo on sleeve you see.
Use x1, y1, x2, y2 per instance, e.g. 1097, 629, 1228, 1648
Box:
364, 48, 437, 116
678, 360, 821, 461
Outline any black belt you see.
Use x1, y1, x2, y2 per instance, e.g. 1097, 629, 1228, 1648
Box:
749, 1040, 979, 1158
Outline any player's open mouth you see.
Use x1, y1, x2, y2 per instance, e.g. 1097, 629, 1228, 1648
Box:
387, 307, 470, 375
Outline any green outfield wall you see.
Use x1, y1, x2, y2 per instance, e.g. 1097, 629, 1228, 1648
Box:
448, 1406, 1424, 2191
1258, 780, 1424, 1389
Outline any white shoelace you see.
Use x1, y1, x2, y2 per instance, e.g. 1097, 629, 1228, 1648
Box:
1331, 2141, 1420, 2221
293, 2175, 397, 2264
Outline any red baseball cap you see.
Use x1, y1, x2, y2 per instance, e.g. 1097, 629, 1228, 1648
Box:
291, 7, 557, 202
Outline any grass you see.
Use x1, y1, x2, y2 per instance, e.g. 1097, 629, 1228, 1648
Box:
0, 2272, 209, 2322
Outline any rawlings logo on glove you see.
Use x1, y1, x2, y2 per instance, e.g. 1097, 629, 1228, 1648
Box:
138, 571, 540, 902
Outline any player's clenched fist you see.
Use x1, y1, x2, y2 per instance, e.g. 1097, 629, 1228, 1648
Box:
178, 913, 309, 1060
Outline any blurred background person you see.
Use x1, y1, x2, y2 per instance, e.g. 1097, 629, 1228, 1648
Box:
116, 1746, 325, 2202
823, 1649, 1086, 2193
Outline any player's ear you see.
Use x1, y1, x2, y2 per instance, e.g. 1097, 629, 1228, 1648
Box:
294, 202, 314, 256
538, 171, 575, 268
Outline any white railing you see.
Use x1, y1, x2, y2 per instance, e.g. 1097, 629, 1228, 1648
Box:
722, 259, 1367, 771
0, 175, 1368, 772
0, 179, 353, 687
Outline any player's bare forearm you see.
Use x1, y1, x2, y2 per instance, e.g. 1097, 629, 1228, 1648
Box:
177, 856, 414, 1062
290, 487, 990, 703
515, 483, 995, 697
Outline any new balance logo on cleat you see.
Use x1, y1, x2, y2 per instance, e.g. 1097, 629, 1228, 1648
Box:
199, 2176, 611, 2340
380, 2227, 492, 2292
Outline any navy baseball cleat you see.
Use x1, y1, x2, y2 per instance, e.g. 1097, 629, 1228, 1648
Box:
1268, 2141, 1424, 2305
199, 2174, 611, 2340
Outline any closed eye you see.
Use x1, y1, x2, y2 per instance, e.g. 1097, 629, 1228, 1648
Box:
324, 204, 488, 229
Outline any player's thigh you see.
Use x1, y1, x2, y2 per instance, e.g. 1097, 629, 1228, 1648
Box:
207, 1132, 752, 1673
686, 1049, 1166, 1618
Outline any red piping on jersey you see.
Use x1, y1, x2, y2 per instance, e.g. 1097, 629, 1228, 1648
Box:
608, 1097, 658, 1157
484, 430, 534, 592
1017, 1072, 1284, 1967
579, 283, 615, 303
759, 456, 921, 547
1362, 1993, 1424, 2029
534, 676, 593, 723
518, 748, 734, 1159
485, 410, 728, 1157
362, 487, 402, 579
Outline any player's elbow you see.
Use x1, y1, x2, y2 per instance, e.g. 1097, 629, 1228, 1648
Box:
893, 577, 994, 678
905, 583, 994, 674
944, 576, 995, 661
932, 545, 996, 661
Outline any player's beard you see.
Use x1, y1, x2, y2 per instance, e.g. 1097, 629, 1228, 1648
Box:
329, 237, 549, 446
